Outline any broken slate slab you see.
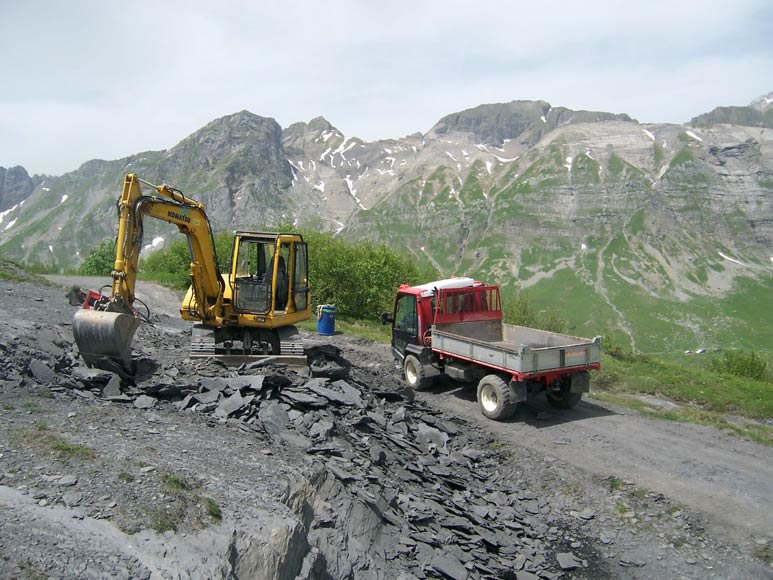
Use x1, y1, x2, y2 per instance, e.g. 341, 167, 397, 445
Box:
57, 475, 78, 487
556, 552, 582, 570
415, 423, 449, 454
431, 552, 468, 580
226, 375, 265, 392
192, 390, 221, 405
258, 401, 290, 434
215, 391, 253, 418
279, 389, 328, 408
102, 374, 122, 398
309, 420, 335, 440
199, 377, 228, 392
62, 492, 83, 507
307, 380, 364, 407
29, 360, 55, 383
134, 395, 156, 409
71, 367, 116, 383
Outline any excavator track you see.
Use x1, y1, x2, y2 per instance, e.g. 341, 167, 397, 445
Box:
190, 324, 307, 367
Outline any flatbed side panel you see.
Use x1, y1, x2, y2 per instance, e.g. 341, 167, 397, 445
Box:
432, 326, 601, 375
433, 331, 525, 373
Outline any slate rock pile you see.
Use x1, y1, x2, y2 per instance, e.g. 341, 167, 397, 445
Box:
19, 341, 592, 579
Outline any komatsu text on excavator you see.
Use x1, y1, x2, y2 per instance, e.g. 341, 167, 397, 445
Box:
73, 173, 312, 374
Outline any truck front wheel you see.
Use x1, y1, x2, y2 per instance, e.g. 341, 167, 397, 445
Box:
404, 355, 431, 391
477, 375, 517, 420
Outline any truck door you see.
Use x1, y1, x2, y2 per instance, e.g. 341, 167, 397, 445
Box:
392, 292, 418, 358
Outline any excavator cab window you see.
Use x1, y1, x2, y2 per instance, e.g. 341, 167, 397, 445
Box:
234, 238, 272, 313
292, 242, 309, 312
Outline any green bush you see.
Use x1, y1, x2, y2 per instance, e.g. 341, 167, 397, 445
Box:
80, 239, 116, 276
304, 230, 436, 318
710, 350, 770, 382
141, 230, 232, 290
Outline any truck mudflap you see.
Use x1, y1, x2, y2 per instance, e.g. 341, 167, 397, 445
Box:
570, 370, 591, 393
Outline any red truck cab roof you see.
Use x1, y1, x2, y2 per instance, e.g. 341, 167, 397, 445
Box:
399, 277, 480, 297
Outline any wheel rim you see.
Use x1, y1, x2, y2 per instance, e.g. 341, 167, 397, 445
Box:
480, 384, 499, 413
405, 360, 417, 385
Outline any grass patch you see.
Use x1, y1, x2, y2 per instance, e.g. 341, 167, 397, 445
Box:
753, 542, 773, 565
609, 477, 623, 492
595, 354, 773, 420
20, 401, 44, 414
17, 559, 47, 580
16, 424, 97, 460
204, 497, 222, 521
298, 315, 391, 343
591, 392, 773, 447
148, 471, 222, 532
118, 471, 135, 483
162, 472, 193, 492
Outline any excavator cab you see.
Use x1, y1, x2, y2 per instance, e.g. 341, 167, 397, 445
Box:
217, 231, 309, 320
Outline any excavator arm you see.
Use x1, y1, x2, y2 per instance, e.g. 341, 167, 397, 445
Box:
73, 173, 225, 372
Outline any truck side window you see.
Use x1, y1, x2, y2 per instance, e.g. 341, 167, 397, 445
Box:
394, 294, 417, 335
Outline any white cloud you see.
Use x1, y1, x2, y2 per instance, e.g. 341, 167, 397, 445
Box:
0, 0, 771, 174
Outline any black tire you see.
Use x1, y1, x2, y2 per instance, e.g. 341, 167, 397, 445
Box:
403, 354, 431, 390
477, 375, 517, 420
546, 379, 582, 409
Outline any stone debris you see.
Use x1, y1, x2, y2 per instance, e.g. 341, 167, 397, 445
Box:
17, 342, 577, 578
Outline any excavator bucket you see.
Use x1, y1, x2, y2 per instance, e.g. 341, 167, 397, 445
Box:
73, 309, 140, 374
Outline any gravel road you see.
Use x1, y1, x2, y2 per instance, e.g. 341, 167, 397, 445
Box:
416, 379, 773, 544
0, 273, 769, 579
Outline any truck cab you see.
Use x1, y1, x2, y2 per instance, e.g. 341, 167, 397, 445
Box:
390, 277, 480, 361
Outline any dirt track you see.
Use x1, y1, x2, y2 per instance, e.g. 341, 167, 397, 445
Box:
0, 274, 770, 579
417, 380, 773, 543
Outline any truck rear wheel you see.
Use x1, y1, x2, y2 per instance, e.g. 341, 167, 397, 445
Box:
404, 355, 431, 390
477, 375, 517, 420
546, 379, 582, 409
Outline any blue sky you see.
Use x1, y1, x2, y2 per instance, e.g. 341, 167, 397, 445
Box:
1, 0, 771, 175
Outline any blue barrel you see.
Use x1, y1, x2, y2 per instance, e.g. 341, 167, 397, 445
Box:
316, 304, 336, 336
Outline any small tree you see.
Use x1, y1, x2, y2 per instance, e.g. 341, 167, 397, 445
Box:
79, 239, 115, 276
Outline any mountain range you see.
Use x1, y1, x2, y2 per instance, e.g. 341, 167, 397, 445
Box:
1, 93, 771, 354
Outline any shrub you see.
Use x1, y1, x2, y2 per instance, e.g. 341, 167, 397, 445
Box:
80, 239, 116, 276
710, 350, 770, 382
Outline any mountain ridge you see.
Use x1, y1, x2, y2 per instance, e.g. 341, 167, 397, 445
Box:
1, 94, 771, 353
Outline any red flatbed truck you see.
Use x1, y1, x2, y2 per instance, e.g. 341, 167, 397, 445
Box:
387, 277, 601, 420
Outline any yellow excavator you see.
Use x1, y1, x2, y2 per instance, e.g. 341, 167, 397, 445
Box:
73, 173, 311, 374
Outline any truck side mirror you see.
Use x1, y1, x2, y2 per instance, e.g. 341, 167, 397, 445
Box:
380, 312, 393, 325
